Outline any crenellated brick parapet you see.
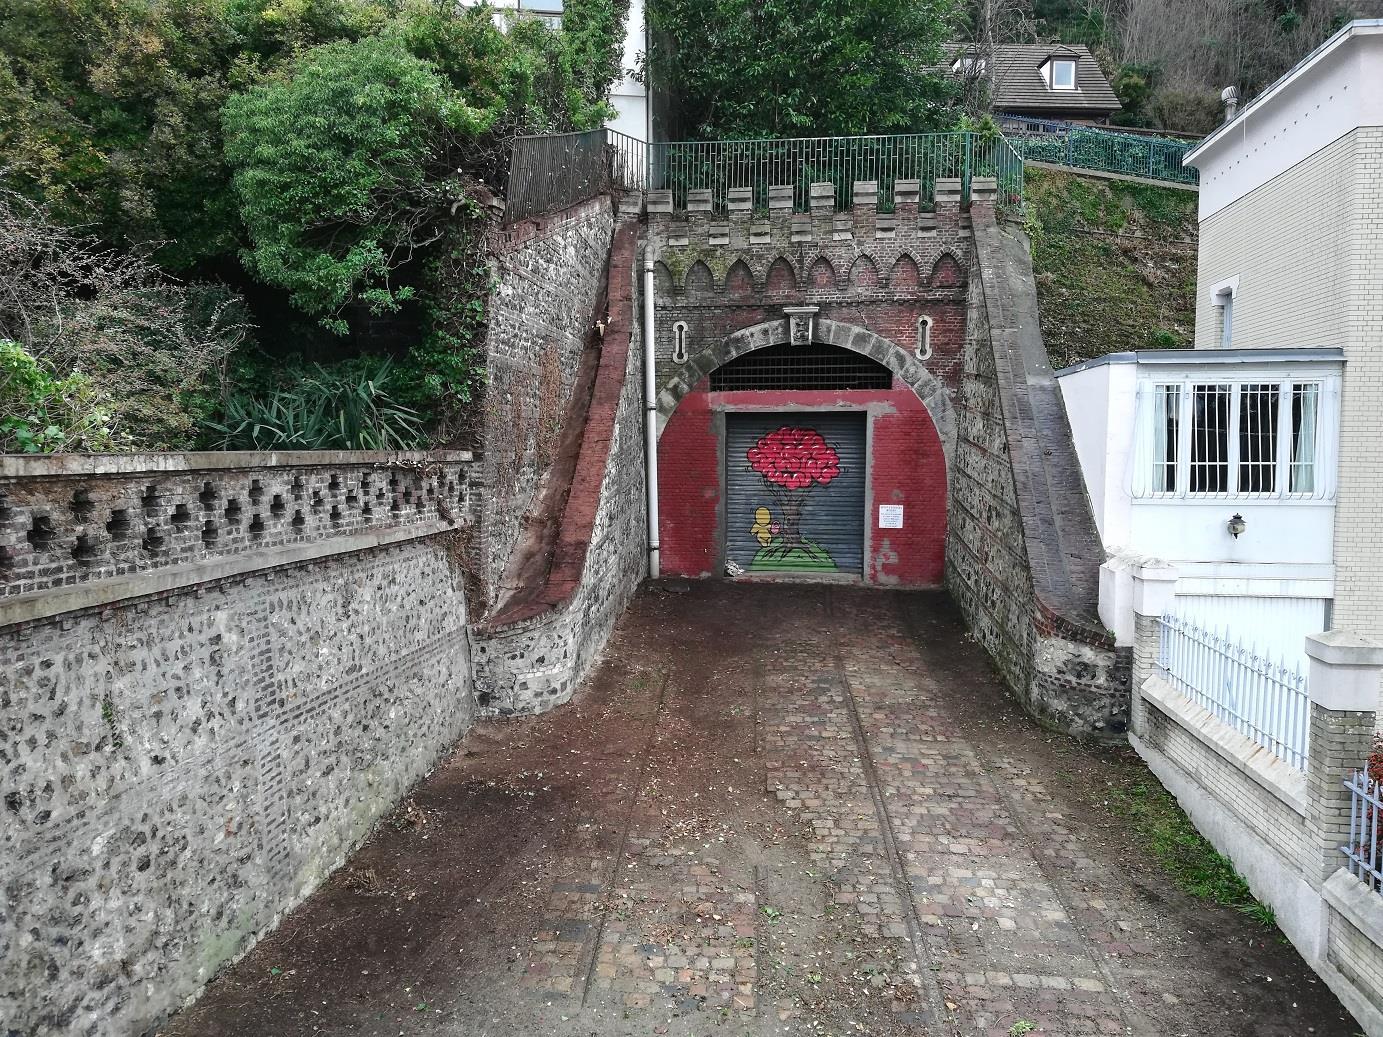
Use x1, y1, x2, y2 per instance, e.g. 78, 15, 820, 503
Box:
0, 450, 473, 626
646, 178, 985, 409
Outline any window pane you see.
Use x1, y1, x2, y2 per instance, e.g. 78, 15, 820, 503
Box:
1290, 383, 1319, 494
1053, 60, 1076, 87
520, 0, 563, 10
1237, 383, 1278, 493
1152, 384, 1180, 492
1190, 384, 1230, 493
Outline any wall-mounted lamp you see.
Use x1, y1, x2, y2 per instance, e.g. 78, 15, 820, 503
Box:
1227, 513, 1246, 539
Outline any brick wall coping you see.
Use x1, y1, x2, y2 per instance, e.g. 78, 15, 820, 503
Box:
478, 219, 640, 632
1141, 674, 1307, 814
0, 450, 472, 479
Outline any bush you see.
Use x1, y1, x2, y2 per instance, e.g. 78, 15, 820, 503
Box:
0, 190, 248, 451
0, 341, 120, 453
204, 357, 426, 451
222, 36, 495, 328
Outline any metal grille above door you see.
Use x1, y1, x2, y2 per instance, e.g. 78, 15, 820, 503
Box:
724, 413, 867, 576
710, 343, 893, 392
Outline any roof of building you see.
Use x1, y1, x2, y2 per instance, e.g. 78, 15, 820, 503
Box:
1185, 18, 1383, 164
946, 43, 1121, 115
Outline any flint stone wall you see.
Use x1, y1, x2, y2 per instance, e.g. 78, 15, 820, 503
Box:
0, 452, 475, 1037
477, 196, 617, 606
945, 197, 1127, 737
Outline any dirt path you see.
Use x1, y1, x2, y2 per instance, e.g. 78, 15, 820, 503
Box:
161, 583, 1356, 1037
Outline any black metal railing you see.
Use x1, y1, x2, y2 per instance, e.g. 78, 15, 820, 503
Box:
503, 128, 647, 224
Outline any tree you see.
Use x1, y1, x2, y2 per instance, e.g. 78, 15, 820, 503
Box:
648, 0, 961, 139
222, 36, 493, 327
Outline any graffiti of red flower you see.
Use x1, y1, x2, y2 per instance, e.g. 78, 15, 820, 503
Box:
747, 426, 841, 490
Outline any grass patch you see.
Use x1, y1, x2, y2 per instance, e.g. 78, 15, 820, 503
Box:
1024, 166, 1198, 368
1105, 777, 1274, 925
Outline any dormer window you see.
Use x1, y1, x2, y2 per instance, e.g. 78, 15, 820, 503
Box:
1048, 58, 1077, 90
952, 54, 986, 75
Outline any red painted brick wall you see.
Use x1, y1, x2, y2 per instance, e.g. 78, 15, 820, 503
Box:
658, 380, 947, 586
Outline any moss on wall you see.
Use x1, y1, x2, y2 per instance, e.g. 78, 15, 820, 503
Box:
1024, 167, 1198, 368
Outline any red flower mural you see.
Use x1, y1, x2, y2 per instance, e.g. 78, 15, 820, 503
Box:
744, 426, 842, 572
747, 427, 841, 490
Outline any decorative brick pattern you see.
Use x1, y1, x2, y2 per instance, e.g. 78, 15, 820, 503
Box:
0, 452, 471, 610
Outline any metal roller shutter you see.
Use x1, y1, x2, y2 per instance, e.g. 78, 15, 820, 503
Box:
724, 413, 867, 576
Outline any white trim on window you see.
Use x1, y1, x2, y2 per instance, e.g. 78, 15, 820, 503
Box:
1209, 276, 1239, 349
1132, 375, 1337, 501
1048, 58, 1077, 90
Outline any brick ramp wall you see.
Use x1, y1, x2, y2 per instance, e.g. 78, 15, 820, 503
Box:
1, 454, 475, 1037
946, 204, 1127, 737
477, 197, 617, 608
469, 218, 648, 715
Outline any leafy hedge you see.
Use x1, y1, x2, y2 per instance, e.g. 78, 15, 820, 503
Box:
0, 0, 633, 452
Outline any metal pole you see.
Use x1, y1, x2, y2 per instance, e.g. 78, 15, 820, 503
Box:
643, 256, 661, 579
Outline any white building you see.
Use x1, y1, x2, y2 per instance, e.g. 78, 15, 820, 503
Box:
465, 0, 650, 141
1057, 19, 1383, 664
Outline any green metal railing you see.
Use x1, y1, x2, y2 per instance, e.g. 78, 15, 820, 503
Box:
500, 129, 1026, 224
1002, 117, 1199, 186
647, 132, 1025, 213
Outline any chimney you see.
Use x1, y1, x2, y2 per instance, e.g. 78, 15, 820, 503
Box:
1221, 85, 1240, 124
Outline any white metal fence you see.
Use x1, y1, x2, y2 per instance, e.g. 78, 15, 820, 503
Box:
1344, 771, 1383, 891
1157, 613, 1310, 769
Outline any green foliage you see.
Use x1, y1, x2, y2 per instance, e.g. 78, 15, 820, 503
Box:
1, 0, 634, 451
1025, 167, 1197, 366
1109, 64, 1158, 129
561, 0, 633, 121
648, 0, 959, 139
1106, 778, 1270, 920
205, 356, 426, 450
222, 36, 488, 325
0, 341, 120, 453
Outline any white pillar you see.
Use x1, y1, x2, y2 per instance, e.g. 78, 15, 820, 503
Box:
1304, 632, 1383, 894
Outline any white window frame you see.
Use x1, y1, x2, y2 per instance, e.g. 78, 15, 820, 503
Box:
1209, 276, 1238, 349
1049, 59, 1078, 90
1137, 376, 1329, 500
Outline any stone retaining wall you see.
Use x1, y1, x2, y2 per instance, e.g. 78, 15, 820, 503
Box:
1, 452, 476, 1037
945, 191, 1126, 737
476, 196, 617, 608
469, 216, 648, 715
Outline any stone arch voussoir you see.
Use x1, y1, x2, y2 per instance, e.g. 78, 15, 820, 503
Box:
657, 318, 956, 465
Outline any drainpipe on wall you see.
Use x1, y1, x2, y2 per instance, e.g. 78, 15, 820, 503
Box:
643, 255, 661, 579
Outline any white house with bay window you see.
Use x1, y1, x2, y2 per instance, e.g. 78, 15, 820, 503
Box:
1057, 18, 1383, 667
1058, 348, 1342, 663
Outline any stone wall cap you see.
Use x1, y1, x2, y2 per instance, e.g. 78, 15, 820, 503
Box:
1306, 630, 1383, 667
0, 450, 473, 479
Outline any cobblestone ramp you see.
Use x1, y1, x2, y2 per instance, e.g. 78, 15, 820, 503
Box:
159, 583, 1355, 1037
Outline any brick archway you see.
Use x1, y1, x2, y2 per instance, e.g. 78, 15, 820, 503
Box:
655, 318, 956, 462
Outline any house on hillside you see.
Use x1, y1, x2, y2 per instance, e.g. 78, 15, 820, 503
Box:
1055, 19, 1383, 667
948, 43, 1121, 125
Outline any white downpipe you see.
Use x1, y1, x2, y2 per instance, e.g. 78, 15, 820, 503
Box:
643, 255, 661, 579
